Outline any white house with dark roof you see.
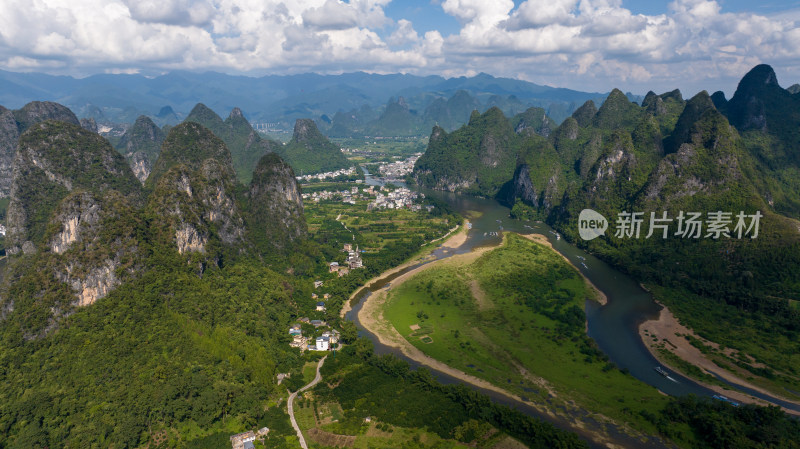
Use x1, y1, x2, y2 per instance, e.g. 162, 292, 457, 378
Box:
316, 335, 330, 351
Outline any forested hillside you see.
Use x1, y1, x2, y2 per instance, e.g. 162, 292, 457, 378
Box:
413, 64, 800, 398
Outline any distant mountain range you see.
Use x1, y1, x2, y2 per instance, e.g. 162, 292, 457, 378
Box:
0, 70, 611, 134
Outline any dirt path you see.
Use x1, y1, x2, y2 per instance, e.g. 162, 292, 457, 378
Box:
288, 355, 328, 449
639, 303, 800, 416
469, 280, 493, 310
520, 234, 607, 305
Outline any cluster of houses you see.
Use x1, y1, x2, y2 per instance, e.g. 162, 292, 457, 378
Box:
288, 319, 340, 351
377, 153, 422, 179
229, 427, 270, 449
329, 243, 364, 276
303, 186, 368, 205
367, 186, 422, 211
295, 166, 357, 183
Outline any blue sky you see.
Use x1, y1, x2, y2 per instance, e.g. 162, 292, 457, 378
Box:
1, 0, 800, 96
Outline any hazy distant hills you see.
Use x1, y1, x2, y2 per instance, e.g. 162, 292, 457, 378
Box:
0, 69, 607, 134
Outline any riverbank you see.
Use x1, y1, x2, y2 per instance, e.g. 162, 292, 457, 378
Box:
520, 234, 607, 305
340, 219, 468, 319
357, 232, 672, 448
639, 302, 800, 416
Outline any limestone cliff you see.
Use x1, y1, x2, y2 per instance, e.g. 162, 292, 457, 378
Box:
0, 101, 81, 197
116, 115, 165, 183
247, 152, 307, 251
147, 122, 246, 260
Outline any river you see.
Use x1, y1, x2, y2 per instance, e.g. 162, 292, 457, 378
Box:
345, 169, 799, 446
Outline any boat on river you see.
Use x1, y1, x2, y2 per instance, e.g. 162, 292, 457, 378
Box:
713, 395, 740, 407
654, 366, 669, 377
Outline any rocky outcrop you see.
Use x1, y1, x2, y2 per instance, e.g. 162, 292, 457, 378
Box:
80, 118, 98, 133
513, 107, 555, 138
0, 106, 20, 198
507, 164, 538, 206
13, 101, 80, 132
644, 107, 742, 204
147, 122, 245, 258
48, 192, 101, 254
0, 101, 82, 198
117, 115, 165, 183
248, 153, 307, 250
46, 190, 142, 308
7, 121, 141, 255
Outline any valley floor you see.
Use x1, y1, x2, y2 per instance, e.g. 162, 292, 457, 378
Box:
356, 231, 677, 448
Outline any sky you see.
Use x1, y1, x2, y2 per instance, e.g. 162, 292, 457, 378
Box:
1, 0, 800, 96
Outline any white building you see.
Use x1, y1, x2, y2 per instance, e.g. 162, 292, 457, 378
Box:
316, 336, 330, 351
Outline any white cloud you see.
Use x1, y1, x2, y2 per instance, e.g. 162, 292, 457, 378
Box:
0, 0, 798, 94
122, 0, 216, 27
388, 19, 419, 46
505, 0, 579, 29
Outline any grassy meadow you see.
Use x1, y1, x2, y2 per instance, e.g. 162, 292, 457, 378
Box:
382, 234, 674, 434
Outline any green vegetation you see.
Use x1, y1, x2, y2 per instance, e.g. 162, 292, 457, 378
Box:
183, 103, 280, 184
307, 344, 588, 448
115, 115, 165, 162
382, 234, 671, 435
402, 64, 800, 398
273, 119, 351, 175
643, 395, 800, 449
0, 259, 304, 448
414, 107, 520, 196
302, 188, 460, 316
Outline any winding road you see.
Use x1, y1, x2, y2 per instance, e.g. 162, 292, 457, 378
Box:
287, 355, 328, 449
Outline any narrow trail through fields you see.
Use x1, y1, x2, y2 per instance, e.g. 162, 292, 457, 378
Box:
287, 355, 328, 449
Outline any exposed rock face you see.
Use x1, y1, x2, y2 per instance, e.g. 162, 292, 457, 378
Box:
644, 108, 742, 203
7, 121, 141, 255
0, 106, 20, 198
0, 101, 81, 198
184, 103, 280, 183
413, 107, 517, 195
48, 192, 101, 254
49, 191, 140, 308
147, 122, 245, 257
248, 152, 307, 250
117, 115, 165, 183
642, 91, 666, 115
507, 164, 538, 206
2, 121, 143, 323
513, 107, 555, 138
80, 118, 98, 133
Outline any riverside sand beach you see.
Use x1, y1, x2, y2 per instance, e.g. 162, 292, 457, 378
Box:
639, 302, 800, 416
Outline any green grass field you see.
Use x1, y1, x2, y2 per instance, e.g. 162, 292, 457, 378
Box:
382, 234, 673, 434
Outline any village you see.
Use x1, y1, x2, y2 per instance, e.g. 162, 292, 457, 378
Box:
376, 152, 422, 179
295, 166, 358, 183
301, 184, 425, 212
